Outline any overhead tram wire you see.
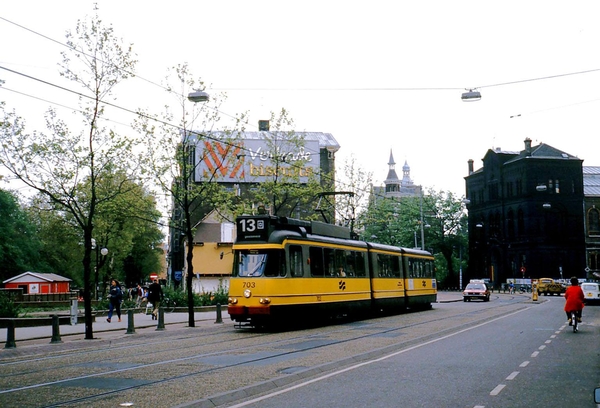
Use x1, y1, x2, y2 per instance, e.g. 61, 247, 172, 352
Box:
0, 16, 171, 96
0, 66, 439, 216
0, 65, 350, 199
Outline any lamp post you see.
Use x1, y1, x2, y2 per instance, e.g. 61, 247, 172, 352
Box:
179, 89, 210, 328
91, 238, 108, 300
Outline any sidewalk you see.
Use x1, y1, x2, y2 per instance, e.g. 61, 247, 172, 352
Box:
436, 291, 463, 303
1, 294, 463, 345
0, 310, 222, 345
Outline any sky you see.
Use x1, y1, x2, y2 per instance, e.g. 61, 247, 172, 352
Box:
2, 0, 600, 200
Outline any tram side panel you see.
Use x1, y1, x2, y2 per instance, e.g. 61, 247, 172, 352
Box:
368, 247, 408, 313
402, 251, 437, 310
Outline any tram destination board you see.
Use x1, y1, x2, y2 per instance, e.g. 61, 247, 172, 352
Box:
237, 216, 270, 241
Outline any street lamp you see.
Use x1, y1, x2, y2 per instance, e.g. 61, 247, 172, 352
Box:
187, 90, 210, 103
461, 89, 481, 102
91, 238, 109, 300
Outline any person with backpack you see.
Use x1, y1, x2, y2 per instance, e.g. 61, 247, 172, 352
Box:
147, 279, 163, 320
107, 279, 123, 323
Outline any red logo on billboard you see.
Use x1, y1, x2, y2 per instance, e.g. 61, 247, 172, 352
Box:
202, 141, 244, 179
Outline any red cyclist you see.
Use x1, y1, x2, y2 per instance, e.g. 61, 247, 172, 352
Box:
564, 276, 585, 326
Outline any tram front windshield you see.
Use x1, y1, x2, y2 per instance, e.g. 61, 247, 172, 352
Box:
235, 249, 286, 277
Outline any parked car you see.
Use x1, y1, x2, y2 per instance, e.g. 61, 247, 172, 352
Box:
581, 282, 600, 305
463, 281, 490, 302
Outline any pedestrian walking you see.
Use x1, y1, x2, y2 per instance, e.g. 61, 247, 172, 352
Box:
107, 279, 123, 323
134, 283, 144, 307
147, 279, 163, 320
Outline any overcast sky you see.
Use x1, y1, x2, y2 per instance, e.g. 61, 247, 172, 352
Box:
3, 1, 600, 198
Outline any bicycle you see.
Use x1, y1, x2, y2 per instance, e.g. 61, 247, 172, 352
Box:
571, 310, 578, 333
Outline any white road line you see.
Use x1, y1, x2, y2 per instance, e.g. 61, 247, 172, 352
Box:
506, 371, 519, 380
539, 345, 546, 350
490, 384, 506, 396
531, 351, 539, 357
226, 307, 533, 408
520, 361, 530, 367
550, 335, 556, 338
545, 340, 552, 344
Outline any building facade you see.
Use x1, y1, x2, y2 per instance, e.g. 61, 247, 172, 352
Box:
168, 128, 340, 293
464, 138, 587, 287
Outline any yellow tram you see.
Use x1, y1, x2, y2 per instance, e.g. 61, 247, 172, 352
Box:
227, 215, 436, 326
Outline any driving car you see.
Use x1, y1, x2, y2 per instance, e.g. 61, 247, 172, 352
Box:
463, 281, 490, 302
581, 282, 600, 305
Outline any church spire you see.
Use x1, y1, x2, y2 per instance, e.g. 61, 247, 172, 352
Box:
384, 149, 400, 192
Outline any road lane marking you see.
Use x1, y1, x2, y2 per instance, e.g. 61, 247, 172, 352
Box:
506, 371, 519, 380
538, 345, 546, 350
531, 351, 539, 357
545, 340, 551, 344
225, 307, 533, 408
550, 335, 556, 338
519, 361, 529, 367
490, 384, 506, 395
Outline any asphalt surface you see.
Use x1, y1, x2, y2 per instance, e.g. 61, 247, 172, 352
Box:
0, 292, 465, 345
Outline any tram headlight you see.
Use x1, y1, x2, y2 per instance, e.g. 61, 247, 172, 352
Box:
228, 297, 238, 305
243, 289, 252, 298
259, 298, 271, 304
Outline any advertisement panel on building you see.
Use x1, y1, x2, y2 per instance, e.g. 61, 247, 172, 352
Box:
194, 138, 321, 183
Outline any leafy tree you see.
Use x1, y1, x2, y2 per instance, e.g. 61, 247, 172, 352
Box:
136, 63, 242, 327
0, 9, 139, 339
237, 108, 328, 220
0, 189, 45, 281
332, 154, 373, 233
26, 194, 83, 286
358, 188, 468, 288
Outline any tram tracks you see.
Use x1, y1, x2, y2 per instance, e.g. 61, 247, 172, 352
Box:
0, 298, 534, 408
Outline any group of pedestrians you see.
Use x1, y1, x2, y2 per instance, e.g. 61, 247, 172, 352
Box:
105, 279, 163, 323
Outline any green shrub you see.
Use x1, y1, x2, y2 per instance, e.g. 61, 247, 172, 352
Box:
0, 291, 22, 318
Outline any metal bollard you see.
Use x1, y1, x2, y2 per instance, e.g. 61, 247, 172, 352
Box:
5, 320, 16, 349
215, 303, 223, 324
156, 306, 165, 331
50, 314, 62, 344
126, 309, 135, 334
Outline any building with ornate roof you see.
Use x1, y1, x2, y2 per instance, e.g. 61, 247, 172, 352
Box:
463, 138, 600, 287
372, 149, 421, 203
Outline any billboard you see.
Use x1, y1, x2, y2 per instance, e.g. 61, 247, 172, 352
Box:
194, 138, 320, 183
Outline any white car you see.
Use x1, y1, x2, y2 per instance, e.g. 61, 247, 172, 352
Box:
581, 282, 600, 305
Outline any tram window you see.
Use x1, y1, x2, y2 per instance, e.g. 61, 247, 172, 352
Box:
237, 250, 286, 277
391, 256, 401, 278
354, 252, 366, 277
309, 246, 325, 277
289, 245, 304, 277
408, 258, 424, 278
344, 250, 355, 277
377, 254, 391, 277
324, 248, 336, 276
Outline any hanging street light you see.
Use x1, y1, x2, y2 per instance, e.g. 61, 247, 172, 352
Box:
461, 89, 482, 102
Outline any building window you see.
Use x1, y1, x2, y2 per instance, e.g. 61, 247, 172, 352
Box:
588, 208, 600, 235
517, 208, 525, 236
